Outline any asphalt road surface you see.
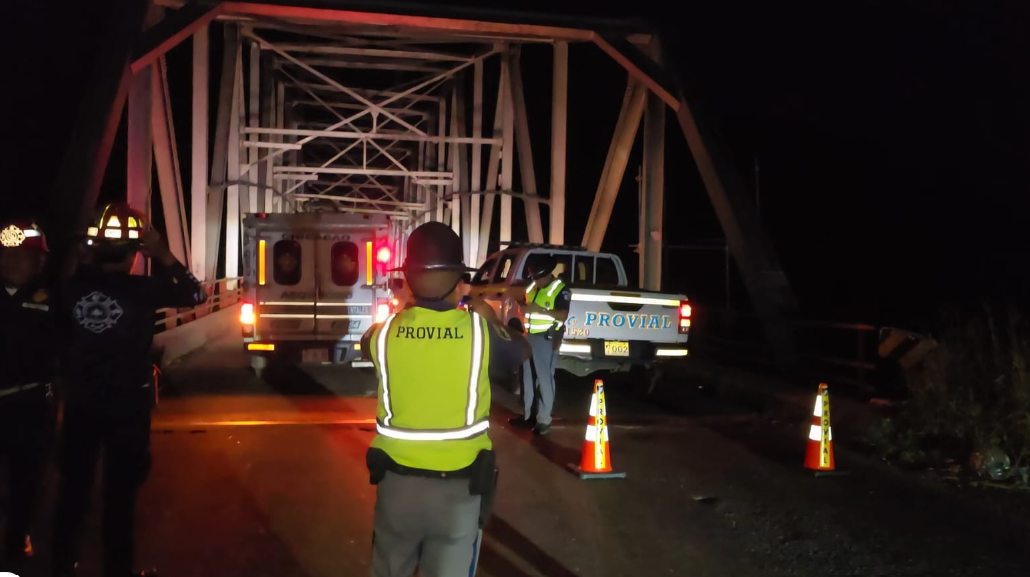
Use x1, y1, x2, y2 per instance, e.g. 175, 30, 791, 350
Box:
4, 332, 1030, 577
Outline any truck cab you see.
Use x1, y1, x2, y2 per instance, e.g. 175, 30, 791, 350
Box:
469, 243, 690, 380
239, 212, 396, 372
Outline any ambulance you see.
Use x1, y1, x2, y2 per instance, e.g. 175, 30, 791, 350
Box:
239, 212, 397, 371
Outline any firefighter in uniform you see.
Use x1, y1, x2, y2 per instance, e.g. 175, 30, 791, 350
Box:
508, 254, 570, 436
361, 222, 529, 577
51, 203, 207, 577
0, 220, 57, 563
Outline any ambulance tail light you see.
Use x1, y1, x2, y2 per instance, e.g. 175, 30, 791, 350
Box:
678, 301, 691, 334
366, 241, 374, 285
240, 302, 256, 325
258, 239, 267, 285
376, 300, 391, 323
376, 245, 392, 265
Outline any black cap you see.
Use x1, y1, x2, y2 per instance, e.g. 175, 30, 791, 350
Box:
400, 222, 476, 273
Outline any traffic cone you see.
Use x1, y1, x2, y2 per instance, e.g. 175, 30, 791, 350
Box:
568, 379, 626, 479
804, 383, 835, 472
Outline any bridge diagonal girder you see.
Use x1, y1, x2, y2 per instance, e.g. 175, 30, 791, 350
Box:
246, 29, 428, 135
132, 1, 226, 75
144, 2, 676, 107
241, 41, 496, 181
271, 67, 422, 189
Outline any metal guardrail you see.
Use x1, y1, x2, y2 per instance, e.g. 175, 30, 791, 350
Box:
153, 278, 243, 333
690, 308, 882, 394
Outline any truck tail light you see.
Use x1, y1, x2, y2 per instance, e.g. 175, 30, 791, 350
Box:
240, 302, 256, 325
376, 300, 391, 323
678, 300, 691, 334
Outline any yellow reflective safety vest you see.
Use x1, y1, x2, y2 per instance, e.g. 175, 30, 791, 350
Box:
368, 307, 492, 471
525, 279, 566, 334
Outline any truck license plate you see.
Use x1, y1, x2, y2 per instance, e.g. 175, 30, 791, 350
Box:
302, 348, 329, 364
604, 341, 630, 357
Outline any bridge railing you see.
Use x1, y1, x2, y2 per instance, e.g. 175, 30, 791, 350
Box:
689, 308, 882, 395
153, 278, 243, 333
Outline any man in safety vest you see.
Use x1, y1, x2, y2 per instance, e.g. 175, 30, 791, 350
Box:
0, 219, 57, 565
508, 254, 570, 436
361, 222, 529, 577
51, 203, 207, 577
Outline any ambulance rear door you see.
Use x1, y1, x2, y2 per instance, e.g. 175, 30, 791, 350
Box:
256, 234, 318, 340
313, 232, 380, 346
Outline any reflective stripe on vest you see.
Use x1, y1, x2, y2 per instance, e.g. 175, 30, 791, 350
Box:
374, 311, 488, 441
376, 419, 490, 441
526, 279, 565, 334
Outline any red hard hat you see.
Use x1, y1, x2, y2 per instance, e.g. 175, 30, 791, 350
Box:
0, 220, 49, 252
86, 203, 148, 245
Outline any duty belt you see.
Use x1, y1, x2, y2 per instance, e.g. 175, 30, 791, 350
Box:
0, 382, 42, 399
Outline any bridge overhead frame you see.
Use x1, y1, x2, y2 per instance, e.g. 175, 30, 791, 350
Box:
51, 0, 798, 363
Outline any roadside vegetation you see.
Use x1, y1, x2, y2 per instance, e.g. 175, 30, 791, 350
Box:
868, 303, 1030, 486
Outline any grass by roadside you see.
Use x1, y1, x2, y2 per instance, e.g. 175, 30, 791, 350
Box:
649, 354, 1030, 537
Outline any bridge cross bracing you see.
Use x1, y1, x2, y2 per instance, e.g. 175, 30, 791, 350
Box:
48, 0, 798, 362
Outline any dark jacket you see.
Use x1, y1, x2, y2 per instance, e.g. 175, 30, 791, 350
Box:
56, 262, 206, 410
0, 283, 57, 396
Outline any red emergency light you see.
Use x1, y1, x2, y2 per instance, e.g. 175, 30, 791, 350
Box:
376, 245, 392, 264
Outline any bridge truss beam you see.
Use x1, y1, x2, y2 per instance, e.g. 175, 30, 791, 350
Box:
57, 0, 797, 366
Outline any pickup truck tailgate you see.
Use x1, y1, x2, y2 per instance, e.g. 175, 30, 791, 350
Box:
564, 288, 687, 344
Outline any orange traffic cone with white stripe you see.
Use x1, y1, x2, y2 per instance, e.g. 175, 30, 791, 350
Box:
568, 379, 626, 479
804, 383, 836, 472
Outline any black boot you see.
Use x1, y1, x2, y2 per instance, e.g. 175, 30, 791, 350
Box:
508, 416, 536, 428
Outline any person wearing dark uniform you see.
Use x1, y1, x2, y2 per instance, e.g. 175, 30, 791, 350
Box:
0, 220, 57, 562
361, 222, 529, 577
51, 203, 207, 577
508, 254, 570, 436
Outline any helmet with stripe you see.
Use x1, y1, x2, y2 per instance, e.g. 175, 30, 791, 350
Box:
0, 220, 49, 253
86, 203, 147, 247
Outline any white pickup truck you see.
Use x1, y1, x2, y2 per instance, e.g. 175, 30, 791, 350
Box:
469, 243, 690, 382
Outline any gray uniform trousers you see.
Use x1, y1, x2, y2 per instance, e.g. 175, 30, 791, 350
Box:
371, 471, 483, 577
521, 332, 557, 425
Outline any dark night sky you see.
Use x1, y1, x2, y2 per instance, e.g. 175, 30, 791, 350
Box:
2, 0, 1028, 329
